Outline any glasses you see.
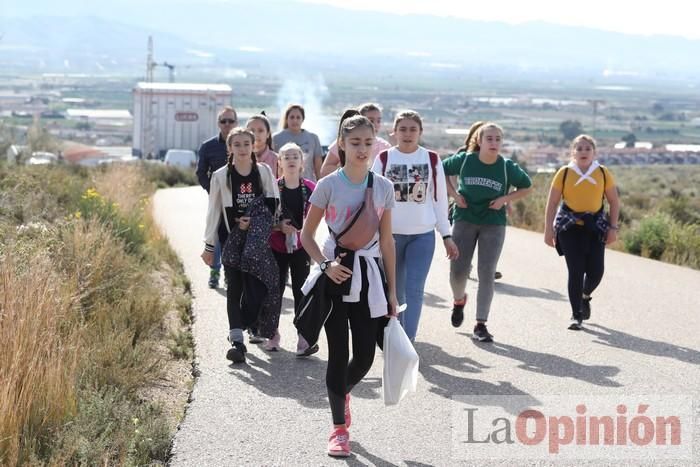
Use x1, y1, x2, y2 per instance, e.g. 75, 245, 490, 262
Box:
219, 118, 237, 125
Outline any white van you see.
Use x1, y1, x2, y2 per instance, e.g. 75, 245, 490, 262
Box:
164, 149, 197, 168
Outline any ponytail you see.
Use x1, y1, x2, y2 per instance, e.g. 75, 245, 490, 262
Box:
456, 121, 485, 154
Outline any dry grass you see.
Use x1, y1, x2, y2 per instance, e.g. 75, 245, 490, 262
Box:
0, 256, 80, 466
0, 163, 194, 465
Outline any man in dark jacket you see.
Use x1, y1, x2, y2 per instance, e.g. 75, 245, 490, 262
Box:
197, 105, 237, 288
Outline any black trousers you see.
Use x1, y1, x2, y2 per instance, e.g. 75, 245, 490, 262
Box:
557, 226, 605, 317
324, 258, 386, 425
224, 267, 264, 331
273, 248, 310, 317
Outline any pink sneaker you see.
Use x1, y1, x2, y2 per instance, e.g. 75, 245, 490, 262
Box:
327, 427, 351, 457
344, 393, 351, 428
262, 330, 280, 351
296, 335, 320, 357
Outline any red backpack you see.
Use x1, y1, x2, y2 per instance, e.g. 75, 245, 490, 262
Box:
378, 149, 439, 201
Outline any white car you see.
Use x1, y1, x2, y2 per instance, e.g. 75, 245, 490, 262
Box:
164, 149, 197, 168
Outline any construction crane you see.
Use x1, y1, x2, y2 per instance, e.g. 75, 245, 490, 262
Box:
145, 36, 177, 82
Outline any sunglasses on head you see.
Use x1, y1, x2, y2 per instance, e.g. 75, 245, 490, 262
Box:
219, 118, 236, 124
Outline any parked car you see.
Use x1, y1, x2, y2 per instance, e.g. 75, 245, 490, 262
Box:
27, 151, 58, 165
164, 149, 197, 168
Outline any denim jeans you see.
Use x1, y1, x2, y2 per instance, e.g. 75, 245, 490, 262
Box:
394, 231, 436, 341
212, 239, 222, 272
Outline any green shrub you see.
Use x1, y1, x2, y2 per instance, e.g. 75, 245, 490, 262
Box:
663, 222, 700, 269
623, 212, 671, 259
141, 162, 197, 188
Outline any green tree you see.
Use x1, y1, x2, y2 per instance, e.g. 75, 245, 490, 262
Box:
27, 121, 60, 154
0, 120, 17, 161
622, 133, 637, 148
559, 120, 584, 142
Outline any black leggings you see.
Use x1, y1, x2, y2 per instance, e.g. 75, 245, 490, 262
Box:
324, 258, 385, 426
273, 248, 310, 317
557, 226, 605, 316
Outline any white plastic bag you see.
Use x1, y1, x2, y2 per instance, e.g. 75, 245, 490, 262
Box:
382, 317, 419, 406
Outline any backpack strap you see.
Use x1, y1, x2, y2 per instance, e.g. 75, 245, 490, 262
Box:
378, 150, 389, 176
562, 166, 608, 210
428, 150, 439, 202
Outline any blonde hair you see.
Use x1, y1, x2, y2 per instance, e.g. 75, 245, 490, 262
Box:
475, 122, 504, 145
357, 102, 382, 115
571, 134, 597, 153
278, 142, 304, 174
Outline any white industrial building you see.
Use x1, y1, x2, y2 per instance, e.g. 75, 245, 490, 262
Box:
132, 82, 232, 158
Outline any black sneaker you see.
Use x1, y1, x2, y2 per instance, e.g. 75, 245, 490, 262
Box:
472, 323, 493, 342
580, 297, 592, 321
568, 315, 583, 331
451, 294, 467, 328
226, 341, 247, 363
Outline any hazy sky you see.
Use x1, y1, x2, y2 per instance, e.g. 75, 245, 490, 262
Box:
302, 0, 700, 40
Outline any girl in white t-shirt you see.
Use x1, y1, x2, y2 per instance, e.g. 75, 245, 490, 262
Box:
371, 110, 458, 342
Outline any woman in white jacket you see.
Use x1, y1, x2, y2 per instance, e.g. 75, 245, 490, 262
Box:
201, 127, 279, 363
371, 110, 458, 342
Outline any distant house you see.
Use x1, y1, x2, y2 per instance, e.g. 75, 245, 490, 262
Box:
522, 146, 566, 168
65, 109, 133, 129
598, 147, 700, 165
613, 141, 653, 150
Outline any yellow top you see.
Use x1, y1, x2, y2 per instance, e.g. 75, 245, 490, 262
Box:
551, 165, 615, 213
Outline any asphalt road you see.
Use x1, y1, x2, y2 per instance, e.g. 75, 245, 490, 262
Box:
154, 186, 700, 467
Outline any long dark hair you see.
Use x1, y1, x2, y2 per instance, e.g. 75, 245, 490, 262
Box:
455, 121, 485, 154
281, 104, 305, 130
336, 109, 375, 166
225, 127, 259, 190
246, 113, 273, 152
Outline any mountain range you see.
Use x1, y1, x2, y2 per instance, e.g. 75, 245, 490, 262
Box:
2, 0, 699, 82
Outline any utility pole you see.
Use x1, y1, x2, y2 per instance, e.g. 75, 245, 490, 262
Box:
587, 99, 605, 136
146, 36, 154, 83
144, 36, 156, 158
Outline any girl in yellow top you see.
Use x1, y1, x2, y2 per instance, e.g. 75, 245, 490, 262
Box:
544, 134, 620, 330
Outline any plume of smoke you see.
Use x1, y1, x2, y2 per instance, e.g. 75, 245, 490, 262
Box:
275, 75, 335, 145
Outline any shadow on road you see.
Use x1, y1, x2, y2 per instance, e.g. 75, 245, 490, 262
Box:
347, 441, 399, 466
228, 349, 329, 409
423, 291, 448, 308
414, 341, 539, 415
473, 340, 622, 387
494, 282, 566, 301
584, 324, 700, 366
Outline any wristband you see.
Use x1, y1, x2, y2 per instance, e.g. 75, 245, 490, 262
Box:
442, 235, 452, 240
